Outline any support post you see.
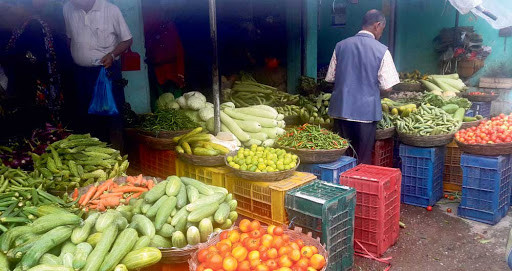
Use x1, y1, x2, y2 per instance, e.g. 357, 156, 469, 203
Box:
208, 0, 220, 134
303, 0, 318, 80
286, 0, 302, 94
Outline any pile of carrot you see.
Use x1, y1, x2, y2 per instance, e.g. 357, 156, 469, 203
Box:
75, 174, 154, 211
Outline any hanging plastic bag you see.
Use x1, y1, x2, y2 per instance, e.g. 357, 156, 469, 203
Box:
448, 0, 512, 29
88, 67, 119, 116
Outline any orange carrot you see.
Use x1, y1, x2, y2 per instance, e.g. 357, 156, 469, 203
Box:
72, 188, 79, 200
80, 184, 98, 206
111, 186, 148, 193
126, 176, 135, 184
147, 180, 155, 190
125, 192, 142, 202
134, 174, 143, 186
92, 203, 106, 211
92, 179, 113, 200
99, 192, 124, 199
99, 197, 124, 207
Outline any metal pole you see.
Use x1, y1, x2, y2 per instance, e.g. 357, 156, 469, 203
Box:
388, 0, 397, 57
209, 0, 221, 135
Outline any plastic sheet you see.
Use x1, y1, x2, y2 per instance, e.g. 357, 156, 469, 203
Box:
449, 0, 512, 29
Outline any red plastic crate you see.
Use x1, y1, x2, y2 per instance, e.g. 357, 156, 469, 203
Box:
339, 164, 401, 257
372, 138, 394, 167
139, 144, 177, 179
443, 141, 462, 191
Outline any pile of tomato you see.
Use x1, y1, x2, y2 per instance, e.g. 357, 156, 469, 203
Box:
469, 91, 495, 96
456, 113, 512, 144
195, 219, 327, 271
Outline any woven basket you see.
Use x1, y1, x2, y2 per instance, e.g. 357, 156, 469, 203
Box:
460, 119, 484, 130
178, 152, 227, 167
136, 133, 177, 151
281, 147, 347, 164
462, 93, 498, 103
455, 139, 512, 156
398, 132, 455, 147
189, 226, 328, 271
137, 129, 192, 139
225, 157, 299, 182
159, 245, 201, 264
394, 82, 423, 92
375, 127, 396, 140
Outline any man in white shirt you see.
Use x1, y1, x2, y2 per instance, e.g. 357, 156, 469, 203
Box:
325, 10, 400, 164
63, 0, 132, 147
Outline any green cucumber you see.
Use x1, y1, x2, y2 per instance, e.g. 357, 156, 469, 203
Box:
165, 176, 182, 196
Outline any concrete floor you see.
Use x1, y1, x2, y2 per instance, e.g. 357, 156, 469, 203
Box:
354, 199, 512, 271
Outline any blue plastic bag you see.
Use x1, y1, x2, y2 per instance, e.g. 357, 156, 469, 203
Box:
88, 67, 119, 116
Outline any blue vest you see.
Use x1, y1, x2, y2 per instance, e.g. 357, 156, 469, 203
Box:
328, 33, 388, 122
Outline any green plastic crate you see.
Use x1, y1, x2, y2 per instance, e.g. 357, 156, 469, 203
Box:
285, 181, 356, 271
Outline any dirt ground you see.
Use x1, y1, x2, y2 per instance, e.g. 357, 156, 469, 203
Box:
354, 200, 512, 271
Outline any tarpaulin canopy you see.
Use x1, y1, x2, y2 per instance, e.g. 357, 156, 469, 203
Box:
449, 0, 512, 29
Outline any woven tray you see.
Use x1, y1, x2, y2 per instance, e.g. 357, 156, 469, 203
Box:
398, 132, 455, 147
462, 93, 498, 102
178, 152, 227, 167
189, 226, 328, 271
375, 127, 396, 140
225, 157, 299, 182
281, 147, 347, 164
460, 119, 484, 130
394, 82, 423, 92
137, 129, 192, 139
455, 139, 512, 156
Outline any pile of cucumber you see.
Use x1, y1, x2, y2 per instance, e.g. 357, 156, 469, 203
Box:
0, 176, 237, 271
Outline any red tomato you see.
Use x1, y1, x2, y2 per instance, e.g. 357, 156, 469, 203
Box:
426, 206, 433, 211
198, 249, 209, 263
447, 208, 452, 213
220, 231, 229, 240
249, 220, 261, 231
273, 226, 284, 236
251, 229, 263, 239
237, 261, 251, 271
245, 238, 261, 251
266, 259, 279, 270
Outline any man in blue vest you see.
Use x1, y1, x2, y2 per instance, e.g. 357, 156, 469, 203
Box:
325, 9, 399, 164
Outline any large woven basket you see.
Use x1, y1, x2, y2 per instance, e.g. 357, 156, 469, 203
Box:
394, 82, 423, 92
137, 129, 192, 139
375, 127, 396, 140
455, 139, 512, 156
460, 119, 484, 130
178, 152, 227, 167
462, 93, 498, 103
225, 157, 299, 182
189, 226, 328, 271
136, 133, 178, 150
398, 132, 455, 147
159, 245, 201, 264
281, 147, 346, 164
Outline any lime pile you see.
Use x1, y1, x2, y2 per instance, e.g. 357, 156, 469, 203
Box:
227, 145, 298, 172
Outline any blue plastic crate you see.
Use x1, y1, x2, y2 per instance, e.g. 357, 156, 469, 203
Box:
465, 109, 475, 117
286, 181, 356, 271
399, 145, 445, 207
297, 156, 357, 183
470, 102, 492, 118
458, 154, 511, 225
393, 139, 401, 168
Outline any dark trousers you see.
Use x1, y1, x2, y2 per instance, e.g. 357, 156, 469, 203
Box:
334, 119, 377, 165
73, 62, 125, 149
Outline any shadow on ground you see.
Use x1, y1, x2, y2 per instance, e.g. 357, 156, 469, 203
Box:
354, 202, 512, 271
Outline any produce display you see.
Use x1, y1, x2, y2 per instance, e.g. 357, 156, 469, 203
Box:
227, 145, 298, 172
456, 113, 512, 144
139, 109, 198, 133
77, 175, 154, 211
298, 93, 332, 126
193, 219, 327, 271
275, 105, 301, 119
174, 128, 232, 156
377, 113, 395, 130
32, 134, 129, 191
421, 92, 471, 110
381, 98, 417, 117
0, 124, 70, 170
396, 104, 461, 136
389, 91, 423, 102
399, 70, 428, 81
468, 91, 496, 96
205, 105, 285, 147
276, 124, 348, 150
420, 73, 467, 99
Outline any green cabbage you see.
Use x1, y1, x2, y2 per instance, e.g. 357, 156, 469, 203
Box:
155, 93, 176, 111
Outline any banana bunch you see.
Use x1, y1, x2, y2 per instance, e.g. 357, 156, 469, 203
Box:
381, 98, 417, 118
275, 105, 301, 118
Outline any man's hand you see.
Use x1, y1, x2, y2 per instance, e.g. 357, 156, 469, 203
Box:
101, 53, 114, 68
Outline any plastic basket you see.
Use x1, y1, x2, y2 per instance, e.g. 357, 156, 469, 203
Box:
399, 144, 445, 207
458, 154, 511, 225
139, 144, 177, 179
470, 101, 492, 118
297, 156, 356, 183
444, 141, 463, 192
285, 181, 356, 271
175, 159, 232, 189
225, 172, 316, 225
372, 138, 394, 167
339, 165, 401, 257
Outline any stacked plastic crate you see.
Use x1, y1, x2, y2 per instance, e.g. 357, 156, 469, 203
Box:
399, 145, 445, 207
339, 165, 401, 257
285, 181, 356, 271
297, 156, 357, 183
443, 141, 463, 191
139, 144, 177, 179
458, 154, 512, 225
469, 102, 492, 118
372, 138, 394, 167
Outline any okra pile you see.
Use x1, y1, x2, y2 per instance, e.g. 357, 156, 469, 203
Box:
396, 104, 461, 136
32, 134, 129, 191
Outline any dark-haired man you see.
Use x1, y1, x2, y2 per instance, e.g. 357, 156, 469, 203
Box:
325, 9, 399, 164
